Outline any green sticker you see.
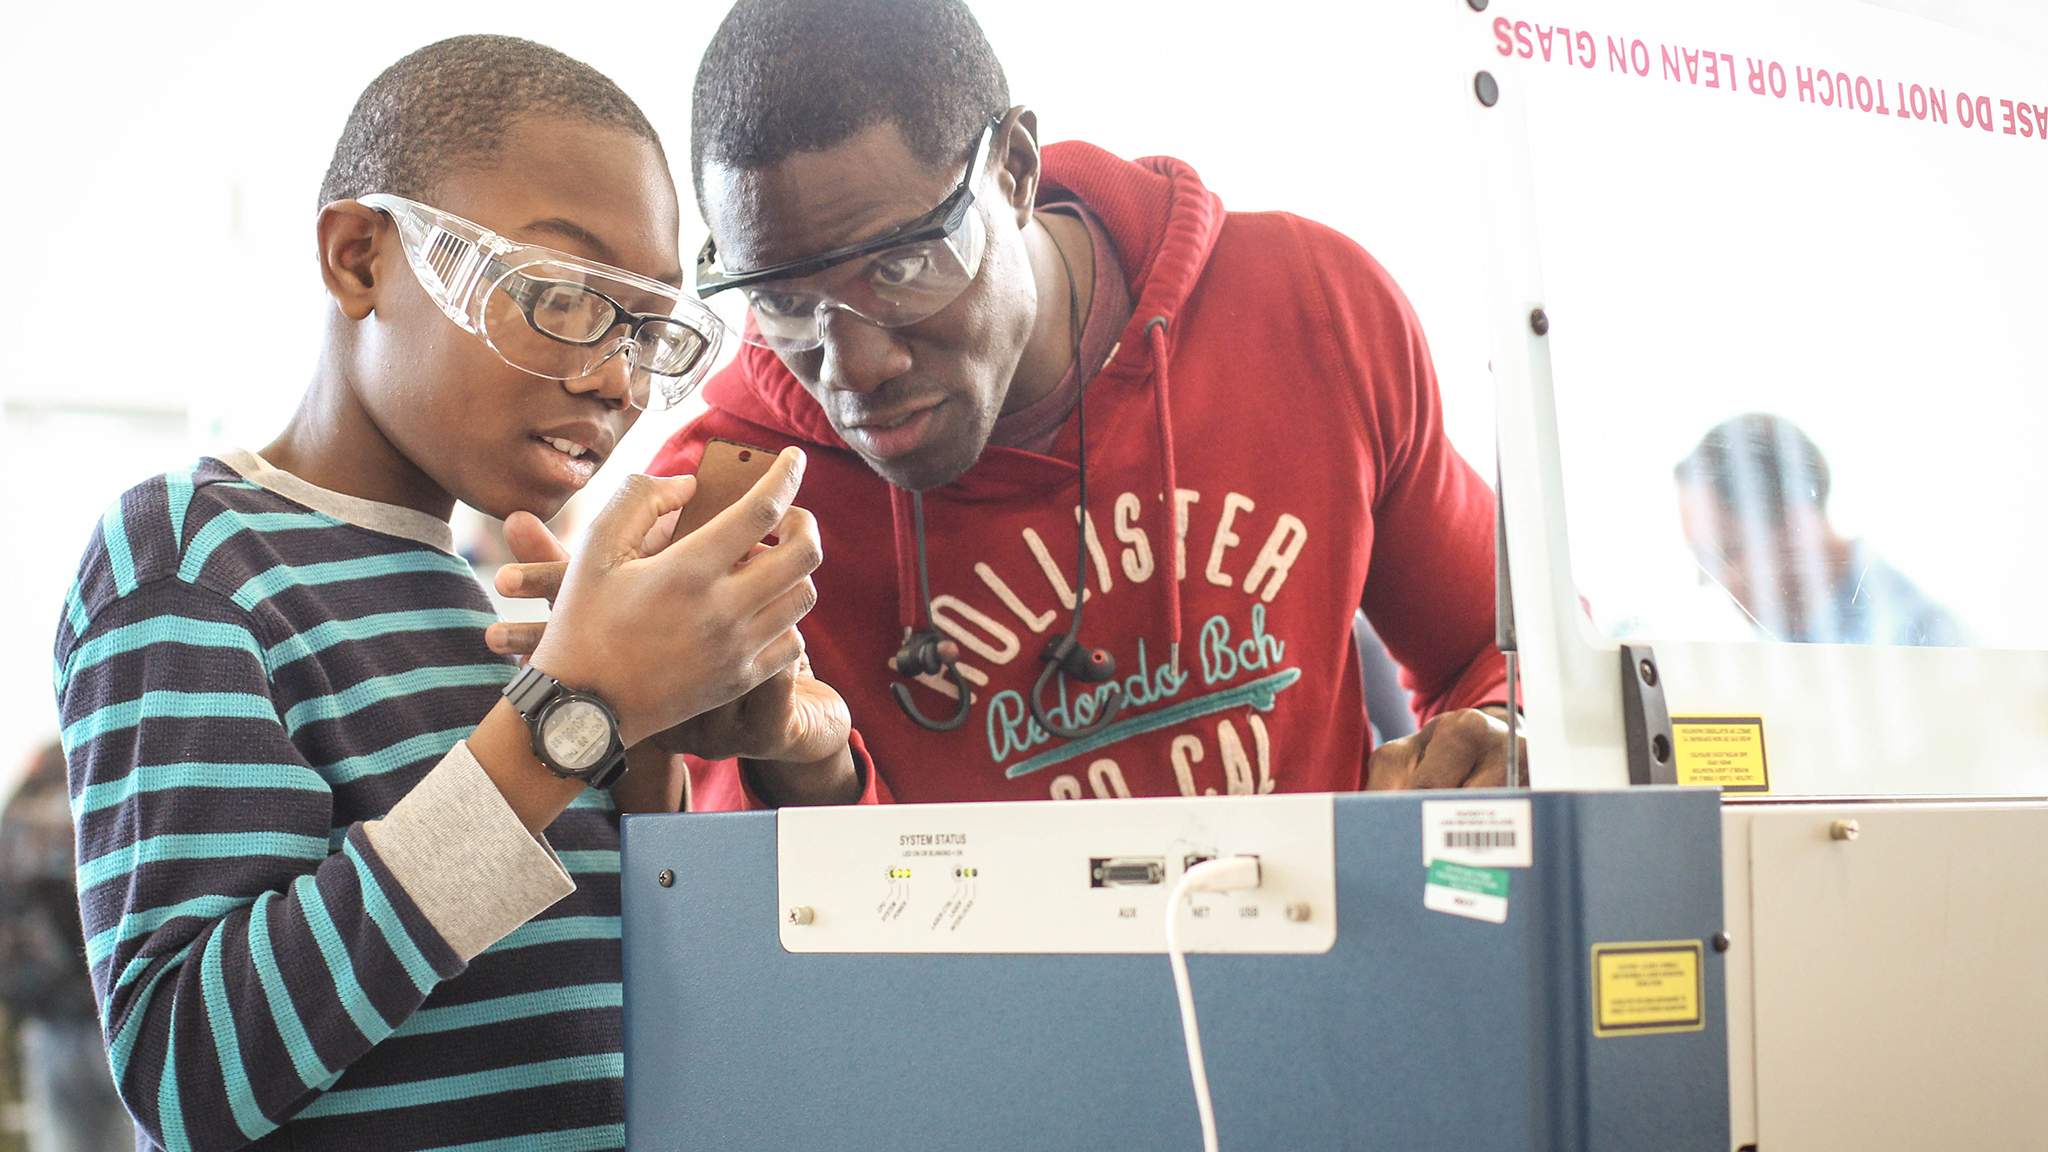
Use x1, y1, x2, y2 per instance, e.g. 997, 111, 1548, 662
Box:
1426, 859, 1510, 898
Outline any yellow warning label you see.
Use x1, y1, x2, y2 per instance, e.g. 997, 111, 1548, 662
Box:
1670, 715, 1770, 793
1592, 941, 1705, 1038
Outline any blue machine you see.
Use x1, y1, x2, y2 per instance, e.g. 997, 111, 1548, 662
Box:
622, 789, 1727, 1150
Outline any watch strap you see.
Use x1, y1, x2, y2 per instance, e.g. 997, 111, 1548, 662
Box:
584, 746, 631, 791
503, 663, 562, 720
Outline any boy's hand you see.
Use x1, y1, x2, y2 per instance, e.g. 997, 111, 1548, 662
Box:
520, 449, 822, 748
488, 474, 854, 768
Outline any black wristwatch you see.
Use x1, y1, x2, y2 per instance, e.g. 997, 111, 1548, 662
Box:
502, 664, 629, 790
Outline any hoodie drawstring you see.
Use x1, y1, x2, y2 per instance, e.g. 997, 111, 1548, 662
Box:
888, 486, 919, 634
1147, 316, 1184, 650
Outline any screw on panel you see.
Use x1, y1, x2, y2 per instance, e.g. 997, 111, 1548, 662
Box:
1829, 819, 1860, 842
1466, 0, 1489, 9
787, 905, 816, 926
1712, 931, 1732, 953
1637, 657, 1656, 686
1474, 71, 1500, 107
1530, 308, 1551, 336
656, 869, 674, 888
1285, 903, 1313, 923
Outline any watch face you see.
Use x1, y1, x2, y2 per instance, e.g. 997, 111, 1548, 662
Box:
540, 698, 613, 774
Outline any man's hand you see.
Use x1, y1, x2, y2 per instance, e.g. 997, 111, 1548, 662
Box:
489, 482, 857, 801
1365, 706, 1525, 790
651, 649, 850, 766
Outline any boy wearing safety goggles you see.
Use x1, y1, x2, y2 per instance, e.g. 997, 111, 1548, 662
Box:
505, 0, 1518, 807
52, 35, 865, 1152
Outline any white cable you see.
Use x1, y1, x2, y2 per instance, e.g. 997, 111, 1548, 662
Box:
1166, 856, 1262, 1152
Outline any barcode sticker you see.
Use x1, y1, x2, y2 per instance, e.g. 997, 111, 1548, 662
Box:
1423, 799, 1532, 869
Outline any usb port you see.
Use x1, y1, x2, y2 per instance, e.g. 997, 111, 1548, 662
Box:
1090, 856, 1165, 887
1183, 853, 1261, 888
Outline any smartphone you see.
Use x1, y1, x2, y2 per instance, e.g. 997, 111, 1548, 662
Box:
667, 438, 779, 548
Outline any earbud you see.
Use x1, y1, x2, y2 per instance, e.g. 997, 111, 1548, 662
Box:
1029, 635, 1126, 740
893, 630, 961, 678
1041, 634, 1117, 684
892, 628, 971, 732
893, 629, 947, 677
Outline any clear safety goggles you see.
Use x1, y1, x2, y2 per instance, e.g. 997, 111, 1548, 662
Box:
693, 120, 997, 354
359, 193, 723, 411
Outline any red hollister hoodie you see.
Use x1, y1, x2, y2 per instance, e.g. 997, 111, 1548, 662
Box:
650, 141, 1507, 808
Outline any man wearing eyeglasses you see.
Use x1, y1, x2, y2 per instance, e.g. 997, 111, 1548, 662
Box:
508, 0, 1521, 807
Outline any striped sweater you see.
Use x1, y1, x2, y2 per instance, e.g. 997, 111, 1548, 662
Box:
53, 451, 626, 1151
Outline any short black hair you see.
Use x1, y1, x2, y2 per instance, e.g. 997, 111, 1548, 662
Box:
318, 35, 663, 210
1674, 413, 1832, 517
690, 0, 1009, 207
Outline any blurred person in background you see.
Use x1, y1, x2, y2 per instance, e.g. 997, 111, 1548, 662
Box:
1675, 413, 1965, 647
0, 741, 131, 1152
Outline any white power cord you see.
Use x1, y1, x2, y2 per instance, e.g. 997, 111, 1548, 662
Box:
1165, 856, 1263, 1152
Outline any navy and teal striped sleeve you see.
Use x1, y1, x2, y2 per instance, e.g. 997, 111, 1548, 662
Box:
56, 576, 477, 1152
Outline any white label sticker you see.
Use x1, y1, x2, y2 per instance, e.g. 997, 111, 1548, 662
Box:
1422, 799, 1532, 869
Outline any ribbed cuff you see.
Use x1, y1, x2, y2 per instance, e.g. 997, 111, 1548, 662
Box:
363, 740, 576, 961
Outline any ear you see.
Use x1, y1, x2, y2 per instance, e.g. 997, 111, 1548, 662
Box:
316, 200, 386, 321
994, 105, 1041, 231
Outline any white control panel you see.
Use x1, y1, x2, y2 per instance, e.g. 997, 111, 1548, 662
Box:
777, 795, 1337, 954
